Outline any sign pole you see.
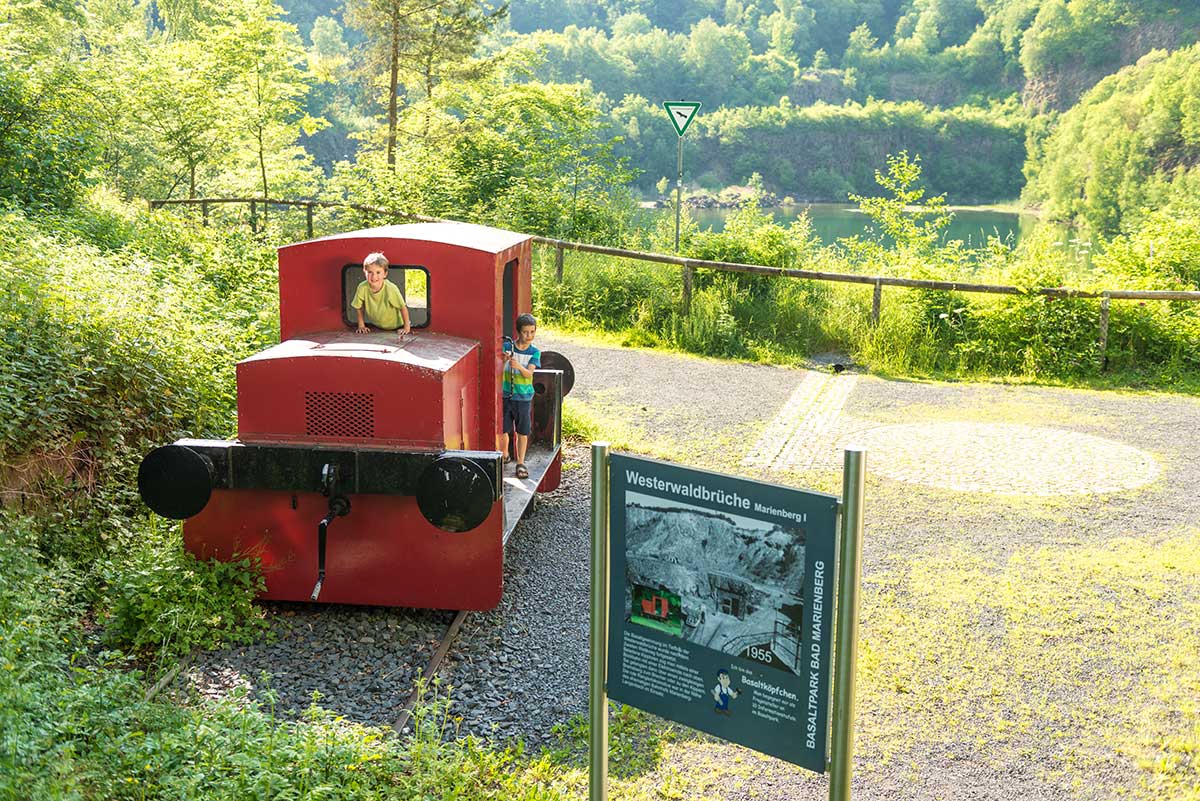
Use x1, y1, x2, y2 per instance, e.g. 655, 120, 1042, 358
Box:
663, 101, 700, 314
674, 135, 683, 253
829, 447, 865, 801
589, 441, 611, 801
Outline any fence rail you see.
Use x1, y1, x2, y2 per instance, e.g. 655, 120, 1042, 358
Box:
149, 196, 1200, 367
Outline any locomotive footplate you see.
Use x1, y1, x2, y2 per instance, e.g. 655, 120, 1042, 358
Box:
500, 442, 561, 545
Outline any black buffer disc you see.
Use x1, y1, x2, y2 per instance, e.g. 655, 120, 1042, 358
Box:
539, 350, 575, 396
416, 455, 495, 533
138, 445, 214, 520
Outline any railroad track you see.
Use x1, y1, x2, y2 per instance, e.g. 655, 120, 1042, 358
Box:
392, 609, 470, 732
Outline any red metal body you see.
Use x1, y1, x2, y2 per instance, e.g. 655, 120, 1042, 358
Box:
180, 222, 552, 610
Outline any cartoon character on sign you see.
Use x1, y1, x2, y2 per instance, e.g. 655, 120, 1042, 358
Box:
712, 668, 740, 715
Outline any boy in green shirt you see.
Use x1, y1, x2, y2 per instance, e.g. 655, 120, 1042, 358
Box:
352, 252, 411, 337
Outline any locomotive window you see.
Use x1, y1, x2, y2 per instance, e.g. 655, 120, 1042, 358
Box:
342, 264, 429, 329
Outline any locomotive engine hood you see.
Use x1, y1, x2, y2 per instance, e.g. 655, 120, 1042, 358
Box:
237, 330, 481, 451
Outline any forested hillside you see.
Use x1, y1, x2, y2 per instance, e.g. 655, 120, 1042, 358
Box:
276, 0, 1200, 201
1024, 43, 1200, 235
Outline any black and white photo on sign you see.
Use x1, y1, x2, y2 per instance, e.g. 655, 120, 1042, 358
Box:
623, 491, 807, 674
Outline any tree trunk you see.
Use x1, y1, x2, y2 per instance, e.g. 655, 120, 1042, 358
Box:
258, 126, 269, 224
387, 3, 400, 167
422, 49, 434, 140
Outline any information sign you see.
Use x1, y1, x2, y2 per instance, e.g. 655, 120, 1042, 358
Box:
605, 453, 838, 771
663, 101, 702, 136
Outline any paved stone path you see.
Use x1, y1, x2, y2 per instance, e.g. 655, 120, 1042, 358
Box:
547, 332, 1170, 499
741, 372, 858, 472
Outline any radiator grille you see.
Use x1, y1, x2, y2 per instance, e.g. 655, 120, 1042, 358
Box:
305, 391, 375, 439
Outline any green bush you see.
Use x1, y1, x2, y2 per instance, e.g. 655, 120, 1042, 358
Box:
100, 520, 267, 662
0, 200, 277, 568
0, 537, 568, 800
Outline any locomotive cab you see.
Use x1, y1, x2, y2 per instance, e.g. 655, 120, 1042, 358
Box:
137, 222, 571, 610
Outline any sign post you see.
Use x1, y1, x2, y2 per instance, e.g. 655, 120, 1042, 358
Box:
663, 101, 701, 312
589, 442, 611, 801
589, 446, 865, 798
829, 447, 865, 801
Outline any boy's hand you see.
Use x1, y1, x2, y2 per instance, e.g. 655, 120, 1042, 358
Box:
399, 323, 411, 336
356, 323, 369, 334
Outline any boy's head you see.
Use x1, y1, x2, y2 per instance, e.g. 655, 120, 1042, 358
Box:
363, 252, 389, 292
515, 313, 536, 345
716, 669, 731, 687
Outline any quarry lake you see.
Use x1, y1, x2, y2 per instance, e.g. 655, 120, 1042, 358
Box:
687, 203, 1079, 253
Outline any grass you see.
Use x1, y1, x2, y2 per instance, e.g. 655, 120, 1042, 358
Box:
856, 529, 1200, 795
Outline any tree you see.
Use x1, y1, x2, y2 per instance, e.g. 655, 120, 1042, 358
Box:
345, 0, 506, 166
850, 151, 952, 259
201, 0, 325, 203
0, 0, 99, 207
128, 39, 235, 198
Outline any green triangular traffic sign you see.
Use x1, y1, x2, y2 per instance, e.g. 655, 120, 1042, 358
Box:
663, 101, 702, 136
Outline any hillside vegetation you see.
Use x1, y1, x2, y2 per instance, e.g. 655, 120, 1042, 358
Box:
481, 0, 1200, 197
1024, 43, 1200, 235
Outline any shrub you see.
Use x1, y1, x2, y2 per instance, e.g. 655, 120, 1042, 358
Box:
100, 519, 267, 662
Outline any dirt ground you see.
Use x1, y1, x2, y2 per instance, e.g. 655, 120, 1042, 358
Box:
536, 331, 1200, 801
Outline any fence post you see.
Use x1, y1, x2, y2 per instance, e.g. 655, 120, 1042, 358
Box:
555, 244, 565, 283
871, 279, 882, 326
682, 264, 694, 315
1097, 292, 1111, 370
306, 203, 314, 238
201, 201, 209, 227
148, 200, 161, 211
249, 201, 257, 234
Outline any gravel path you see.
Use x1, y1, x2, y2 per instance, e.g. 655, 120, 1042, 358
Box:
179, 331, 1200, 800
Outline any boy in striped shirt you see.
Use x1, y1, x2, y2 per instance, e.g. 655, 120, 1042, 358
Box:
502, 313, 540, 480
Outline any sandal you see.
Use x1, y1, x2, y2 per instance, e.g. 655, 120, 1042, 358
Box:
515, 463, 529, 479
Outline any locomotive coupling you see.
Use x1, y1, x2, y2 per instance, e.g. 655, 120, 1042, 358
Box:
310, 487, 351, 602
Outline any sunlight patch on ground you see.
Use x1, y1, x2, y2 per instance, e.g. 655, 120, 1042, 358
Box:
845, 421, 1161, 496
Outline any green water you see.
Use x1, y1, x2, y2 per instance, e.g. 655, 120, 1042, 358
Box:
690, 203, 1056, 249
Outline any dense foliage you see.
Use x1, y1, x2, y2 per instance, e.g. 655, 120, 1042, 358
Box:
328, 73, 639, 242
1023, 43, 1200, 235
0, 523, 570, 798
625, 96, 1027, 200
0, 192, 277, 626
484, 0, 1200, 196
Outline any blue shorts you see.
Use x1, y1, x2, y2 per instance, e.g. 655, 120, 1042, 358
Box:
503, 397, 532, 436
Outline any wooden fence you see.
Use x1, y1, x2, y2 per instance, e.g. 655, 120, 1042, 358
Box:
149, 196, 1200, 367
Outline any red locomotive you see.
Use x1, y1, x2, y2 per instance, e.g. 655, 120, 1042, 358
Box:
137, 222, 572, 610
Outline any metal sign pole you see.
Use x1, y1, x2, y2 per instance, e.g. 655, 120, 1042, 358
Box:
829, 447, 865, 801
589, 441, 611, 801
674, 136, 683, 253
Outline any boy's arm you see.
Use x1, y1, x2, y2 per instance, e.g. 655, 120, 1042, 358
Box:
509, 356, 536, 378
399, 303, 411, 335
356, 307, 369, 333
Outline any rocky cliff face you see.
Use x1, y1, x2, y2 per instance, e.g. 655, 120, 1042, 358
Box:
626, 503, 805, 588
1024, 21, 1193, 111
